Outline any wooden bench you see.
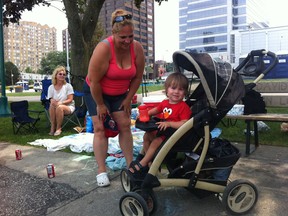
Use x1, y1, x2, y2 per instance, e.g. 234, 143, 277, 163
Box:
225, 114, 288, 156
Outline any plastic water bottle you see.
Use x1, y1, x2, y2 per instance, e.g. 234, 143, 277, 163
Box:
131, 108, 139, 120
86, 111, 93, 133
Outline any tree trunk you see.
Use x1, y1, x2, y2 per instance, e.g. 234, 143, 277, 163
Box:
62, 0, 105, 105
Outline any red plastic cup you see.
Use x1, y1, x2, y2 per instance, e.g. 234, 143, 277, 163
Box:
138, 104, 149, 122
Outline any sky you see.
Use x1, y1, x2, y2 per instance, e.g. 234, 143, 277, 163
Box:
21, 1, 288, 62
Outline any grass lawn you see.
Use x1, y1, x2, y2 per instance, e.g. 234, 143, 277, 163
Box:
1, 101, 287, 149
1, 83, 287, 151
0, 101, 91, 153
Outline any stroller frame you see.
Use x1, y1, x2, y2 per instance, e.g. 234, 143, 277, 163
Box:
119, 49, 278, 216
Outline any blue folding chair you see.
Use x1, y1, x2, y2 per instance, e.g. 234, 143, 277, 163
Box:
10, 100, 43, 134
41, 79, 52, 127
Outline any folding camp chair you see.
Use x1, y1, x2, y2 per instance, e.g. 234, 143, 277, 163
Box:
40, 79, 85, 130
61, 90, 85, 129
41, 79, 52, 127
10, 100, 43, 134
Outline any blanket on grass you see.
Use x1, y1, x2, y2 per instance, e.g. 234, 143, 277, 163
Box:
28, 128, 221, 170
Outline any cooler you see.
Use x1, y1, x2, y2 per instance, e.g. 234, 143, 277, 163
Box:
142, 95, 167, 110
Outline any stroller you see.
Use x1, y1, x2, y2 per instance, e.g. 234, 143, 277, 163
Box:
119, 49, 278, 215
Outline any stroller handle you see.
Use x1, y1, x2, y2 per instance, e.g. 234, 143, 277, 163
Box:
235, 49, 278, 76
262, 50, 278, 76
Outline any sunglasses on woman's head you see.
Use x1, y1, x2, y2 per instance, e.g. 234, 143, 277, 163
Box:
112, 14, 132, 25
58, 73, 66, 76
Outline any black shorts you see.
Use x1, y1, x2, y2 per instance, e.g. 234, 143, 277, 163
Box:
83, 81, 127, 116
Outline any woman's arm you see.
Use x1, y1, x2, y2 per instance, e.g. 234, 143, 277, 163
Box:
127, 41, 145, 101
60, 94, 73, 105
48, 85, 58, 107
120, 41, 145, 115
87, 41, 110, 117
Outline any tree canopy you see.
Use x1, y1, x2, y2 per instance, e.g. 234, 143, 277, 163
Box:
4, 61, 20, 86
3, 0, 50, 26
39, 51, 68, 75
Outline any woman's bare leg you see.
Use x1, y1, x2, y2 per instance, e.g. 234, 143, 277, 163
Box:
92, 116, 109, 174
113, 111, 133, 167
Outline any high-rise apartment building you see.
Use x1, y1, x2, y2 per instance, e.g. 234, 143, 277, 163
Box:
98, 0, 155, 65
62, 28, 71, 52
179, 0, 268, 63
4, 21, 57, 72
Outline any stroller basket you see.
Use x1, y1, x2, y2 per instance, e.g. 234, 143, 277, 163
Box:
168, 138, 240, 181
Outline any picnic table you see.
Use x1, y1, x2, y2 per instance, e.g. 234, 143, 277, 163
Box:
226, 113, 288, 156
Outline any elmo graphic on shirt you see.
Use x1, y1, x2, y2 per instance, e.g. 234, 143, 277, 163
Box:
163, 107, 172, 119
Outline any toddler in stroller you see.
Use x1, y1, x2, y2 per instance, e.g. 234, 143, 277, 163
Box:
128, 72, 192, 180
119, 49, 277, 216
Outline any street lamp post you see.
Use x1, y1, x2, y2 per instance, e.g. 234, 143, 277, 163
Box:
11, 73, 13, 86
10, 73, 14, 92
0, 0, 11, 117
66, 28, 70, 83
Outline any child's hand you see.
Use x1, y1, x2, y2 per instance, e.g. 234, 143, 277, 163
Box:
156, 121, 171, 131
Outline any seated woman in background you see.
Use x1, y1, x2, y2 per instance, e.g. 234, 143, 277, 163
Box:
48, 66, 75, 136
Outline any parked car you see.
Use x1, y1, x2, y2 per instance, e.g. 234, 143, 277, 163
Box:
33, 82, 42, 92
16, 81, 29, 91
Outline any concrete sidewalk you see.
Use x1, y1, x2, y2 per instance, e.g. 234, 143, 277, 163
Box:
0, 141, 288, 216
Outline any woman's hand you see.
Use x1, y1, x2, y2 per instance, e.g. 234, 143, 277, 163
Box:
119, 98, 131, 117
50, 99, 59, 107
97, 104, 108, 121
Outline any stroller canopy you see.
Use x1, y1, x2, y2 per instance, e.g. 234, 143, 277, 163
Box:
173, 51, 245, 111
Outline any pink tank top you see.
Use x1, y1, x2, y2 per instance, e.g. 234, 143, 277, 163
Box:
86, 36, 136, 96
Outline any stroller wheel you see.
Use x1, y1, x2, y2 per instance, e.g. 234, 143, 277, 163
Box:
119, 192, 149, 216
120, 169, 134, 192
134, 188, 158, 215
222, 179, 258, 215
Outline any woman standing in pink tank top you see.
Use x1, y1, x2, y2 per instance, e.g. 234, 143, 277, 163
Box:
83, 8, 145, 187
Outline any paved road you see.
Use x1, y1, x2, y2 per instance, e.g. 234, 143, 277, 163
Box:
6, 90, 166, 103
7, 95, 40, 102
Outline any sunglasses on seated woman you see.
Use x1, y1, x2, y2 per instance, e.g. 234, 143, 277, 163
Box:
58, 73, 66, 76
112, 14, 132, 25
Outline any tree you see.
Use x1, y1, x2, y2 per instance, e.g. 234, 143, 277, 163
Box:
39, 51, 67, 75
4, 61, 20, 86
3, 0, 50, 26
2, 0, 167, 92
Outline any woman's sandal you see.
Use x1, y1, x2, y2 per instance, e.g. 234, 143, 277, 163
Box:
96, 172, 110, 187
128, 160, 149, 180
54, 130, 62, 136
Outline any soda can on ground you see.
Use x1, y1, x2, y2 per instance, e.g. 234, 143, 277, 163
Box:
46, 164, 56, 178
15, 149, 22, 160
